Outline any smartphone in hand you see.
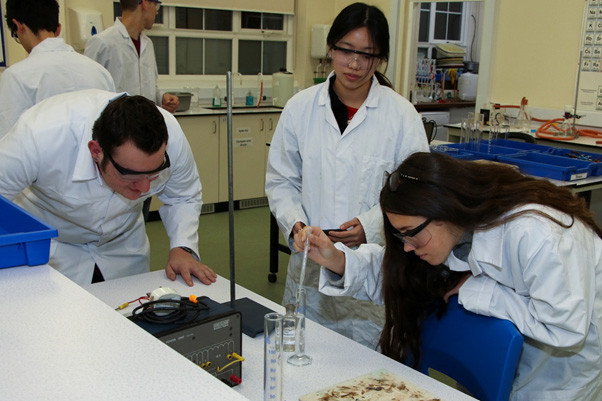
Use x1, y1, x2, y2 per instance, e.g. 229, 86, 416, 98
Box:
323, 229, 345, 236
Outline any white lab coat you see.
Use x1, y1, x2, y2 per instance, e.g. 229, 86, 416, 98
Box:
320, 204, 602, 400
84, 18, 161, 104
266, 72, 429, 348
0, 89, 203, 286
0, 37, 115, 139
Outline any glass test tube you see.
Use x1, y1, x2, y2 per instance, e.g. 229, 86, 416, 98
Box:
287, 288, 312, 366
264, 313, 283, 401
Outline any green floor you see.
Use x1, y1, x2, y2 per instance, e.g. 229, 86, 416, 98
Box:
145, 206, 289, 305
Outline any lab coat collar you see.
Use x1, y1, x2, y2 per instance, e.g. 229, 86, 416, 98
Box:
72, 92, 129, 183
318, 72, 381, 134
30, 37, 73, 55
114, 17, 149, 53
446, 226, 504, 275
317, 71, 380, 108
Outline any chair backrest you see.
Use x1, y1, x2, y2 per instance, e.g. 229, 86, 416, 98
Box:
419, 297, 523, 401
422, 117, 437, 144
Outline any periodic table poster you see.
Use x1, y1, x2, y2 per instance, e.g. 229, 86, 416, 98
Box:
578, 0, 602, 125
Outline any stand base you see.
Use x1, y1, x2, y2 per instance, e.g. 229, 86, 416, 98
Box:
287, 354, 312, 366
223, 297, 275, 338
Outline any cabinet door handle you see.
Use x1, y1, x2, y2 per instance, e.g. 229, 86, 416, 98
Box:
260, 118, 265, 131
269, 118, 273, 131
212, 120, 217, 133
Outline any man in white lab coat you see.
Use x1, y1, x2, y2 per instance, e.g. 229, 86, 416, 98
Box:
0, 0, 115, 139
84, 0, 178, 113
0, 90, 217, 287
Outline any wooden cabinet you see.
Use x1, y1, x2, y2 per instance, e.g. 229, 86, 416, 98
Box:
150, 111, 281, 212
262, 113, 280, 188
150, 115, 220, 212
218, 112, 280, 202
179, 115, 220, 204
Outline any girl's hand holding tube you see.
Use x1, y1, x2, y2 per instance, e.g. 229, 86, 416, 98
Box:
293, 226, 347, 275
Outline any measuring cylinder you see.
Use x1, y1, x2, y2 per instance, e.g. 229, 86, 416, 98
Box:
264, 312, 283, 401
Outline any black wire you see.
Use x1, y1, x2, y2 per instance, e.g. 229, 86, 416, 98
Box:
130, 297, 209, 325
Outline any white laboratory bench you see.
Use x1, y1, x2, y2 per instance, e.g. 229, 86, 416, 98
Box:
0, 264, 248, 401
0, 263, 475, 400
84, 270, 476, 401
444, 122, 602, 151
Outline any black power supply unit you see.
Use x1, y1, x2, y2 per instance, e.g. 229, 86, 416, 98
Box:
129, 296, 243, 387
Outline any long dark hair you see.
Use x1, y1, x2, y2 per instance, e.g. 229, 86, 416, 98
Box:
327, 2, 392, 88
378, 152, 601, 367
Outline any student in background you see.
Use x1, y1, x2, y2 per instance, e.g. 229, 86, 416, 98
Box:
0, 0, 115, 138
265, 2, 428, 348
297, 152, 602, 400
0, 90, 216, 288
85, 0, 179, 221
84, 0, 178, 113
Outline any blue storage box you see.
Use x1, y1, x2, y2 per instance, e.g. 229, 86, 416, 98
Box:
547, 148, 602, 176
433, 142, 529, 161
497, 153, 591, 181
0, 195, 58, 268
490, 139, 556, 153
430, 145, 480, 160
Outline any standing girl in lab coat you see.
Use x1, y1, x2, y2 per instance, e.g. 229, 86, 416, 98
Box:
265, 2, 429, 348
297, 152, 602, 400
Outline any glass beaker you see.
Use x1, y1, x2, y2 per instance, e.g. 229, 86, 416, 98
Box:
264, 313, 283, 401
287, 288, 312, 366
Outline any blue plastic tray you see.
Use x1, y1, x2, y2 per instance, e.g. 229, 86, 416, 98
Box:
547, 148, 602, 176
432, 142, 529, 161
490, 139, 556, 153
0, 195, 58, 268
430, 145, 480, 160
497, 152, 591, 181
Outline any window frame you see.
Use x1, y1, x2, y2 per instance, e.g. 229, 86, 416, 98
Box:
417, 2, 477, 60
146, 5, 294, 80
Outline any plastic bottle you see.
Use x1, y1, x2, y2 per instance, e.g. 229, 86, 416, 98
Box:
282, 304, 296, 352
245, 91, 254, 106
212, 85, 222, 107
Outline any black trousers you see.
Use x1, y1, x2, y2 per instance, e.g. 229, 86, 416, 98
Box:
92, 265, 105, 284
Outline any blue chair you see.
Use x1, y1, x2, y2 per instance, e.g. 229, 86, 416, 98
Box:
418, 296, 524, 401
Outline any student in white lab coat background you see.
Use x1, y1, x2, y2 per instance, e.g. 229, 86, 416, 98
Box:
296, 152, 602, 400
0, 0, 115, 139
0, 90, 217, 288
85, 0, 178, 221
84, 0, 178, 113
265, 2, 429, 348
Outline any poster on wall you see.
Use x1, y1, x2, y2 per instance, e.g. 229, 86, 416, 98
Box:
0, 2, 6, 67
577, 0, 602, 126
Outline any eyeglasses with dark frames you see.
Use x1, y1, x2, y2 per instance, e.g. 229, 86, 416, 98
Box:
104, 151, 170, 182
384, 170, 421, 192
391, 218, 432, 248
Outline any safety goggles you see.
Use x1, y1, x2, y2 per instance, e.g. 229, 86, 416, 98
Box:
139, 0, 161, 10
331, 45, 382, 69
105, 151, 170, 182
391, 218, 432, 248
